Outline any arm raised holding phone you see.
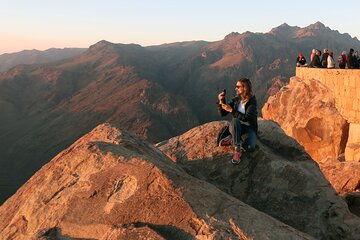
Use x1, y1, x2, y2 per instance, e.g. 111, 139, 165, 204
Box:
217, 89, 233, 113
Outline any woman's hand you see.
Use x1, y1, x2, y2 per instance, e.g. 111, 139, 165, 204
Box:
221, 103, 232, 112
218, 92, 225, 104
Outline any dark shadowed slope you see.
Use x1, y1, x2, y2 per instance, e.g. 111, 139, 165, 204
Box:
156, 120, 360, 239
0, 41, 198, 203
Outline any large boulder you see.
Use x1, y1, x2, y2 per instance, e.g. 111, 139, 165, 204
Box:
262, 77, 349, 162
156, 120, 360, 240
261, 76, 360, 195
0, 123, 312, 240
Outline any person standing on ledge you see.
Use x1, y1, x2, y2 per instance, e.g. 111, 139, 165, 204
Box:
347, 48, 355, 69
321, 48, 329, 68
338, 51, 347, 69
310, 49, 322, 68
217, 78, 258, 164
354, 51, 360, 69
327, 52, 335, 69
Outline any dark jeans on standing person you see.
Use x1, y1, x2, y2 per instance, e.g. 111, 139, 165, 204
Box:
229, 118, 256, 151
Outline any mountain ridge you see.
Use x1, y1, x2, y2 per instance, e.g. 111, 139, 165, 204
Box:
0, 47, 86, 72
1, 22, 360, 204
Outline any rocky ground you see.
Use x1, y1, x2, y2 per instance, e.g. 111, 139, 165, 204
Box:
157, 120, 360, 239
0, 123, 317, 240
1, 121, 359, 239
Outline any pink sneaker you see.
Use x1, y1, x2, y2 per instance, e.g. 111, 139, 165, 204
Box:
231, 150, 242, 164
219, 135, 232, 146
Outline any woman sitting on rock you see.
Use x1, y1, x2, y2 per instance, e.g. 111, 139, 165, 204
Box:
217, 78, 258, 164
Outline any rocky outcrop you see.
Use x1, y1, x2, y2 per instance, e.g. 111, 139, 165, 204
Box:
156, 120, 360, 240
0, 123, 313, 240
261, 77, 360, 195
319, 157, 360, 194
262, 77, 349, 162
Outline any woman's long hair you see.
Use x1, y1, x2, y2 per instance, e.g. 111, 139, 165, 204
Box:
237, 78, 253, 100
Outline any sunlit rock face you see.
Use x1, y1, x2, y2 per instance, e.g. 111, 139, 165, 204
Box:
262, 77, 348, 163
262, 77, 360, 195
0, 123, 314, 240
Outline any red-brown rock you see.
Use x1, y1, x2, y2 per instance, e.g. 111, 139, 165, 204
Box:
262, 77, 348, 162
0, 123, 312, 240
156, 120, 360, 239
261, 76, 360, 201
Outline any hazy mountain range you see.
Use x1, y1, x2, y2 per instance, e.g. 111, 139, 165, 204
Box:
0, 48, 86, 72
1, 21, 360, 203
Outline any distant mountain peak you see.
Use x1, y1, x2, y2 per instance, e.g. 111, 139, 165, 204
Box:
84, 40, 121, 58
224, 32, 240, 40
305, 21, 326, 30
88, 40, 115, 51
269, 23, 299, 37
279, 23, 290, 28
271, 22, 299, 30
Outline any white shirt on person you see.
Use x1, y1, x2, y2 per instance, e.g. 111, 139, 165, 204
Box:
327, 55, 335, 68
237, 100, 250, 126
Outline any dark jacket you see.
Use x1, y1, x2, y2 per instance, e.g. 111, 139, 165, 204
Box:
311, 55, 322, 68
296, 56, 307, 65
347, 53, 355, 69
355, 56, 360, 69
217, 95, 258, 134
321, 53, 329, 68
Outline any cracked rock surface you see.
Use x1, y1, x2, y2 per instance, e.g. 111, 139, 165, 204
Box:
0, 123, 315, 240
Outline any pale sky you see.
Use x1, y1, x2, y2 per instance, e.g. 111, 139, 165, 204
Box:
1, 0, 360, 54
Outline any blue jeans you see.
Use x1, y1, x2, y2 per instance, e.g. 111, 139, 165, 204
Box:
229, 118, 256, 151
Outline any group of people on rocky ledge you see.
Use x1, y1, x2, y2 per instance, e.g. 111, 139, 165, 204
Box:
296, 48, 360, 69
